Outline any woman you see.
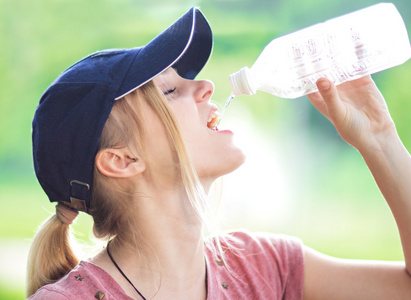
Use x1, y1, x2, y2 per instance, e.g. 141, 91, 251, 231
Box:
27, 7, 411, 300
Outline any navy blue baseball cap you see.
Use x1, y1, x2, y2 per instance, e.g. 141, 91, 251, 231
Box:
32, 7, 213, 212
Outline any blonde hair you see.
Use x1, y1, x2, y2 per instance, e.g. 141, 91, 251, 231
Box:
26, 80, 225, 297
89, 80, 209, 240
26, 215, 79, 296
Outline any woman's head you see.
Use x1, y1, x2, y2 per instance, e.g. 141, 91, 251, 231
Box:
32, 7, 213, 213
28, 8, 243, 296
88, 68, 245, 241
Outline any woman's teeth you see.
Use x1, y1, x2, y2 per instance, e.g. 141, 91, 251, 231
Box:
207, 111, 221, 131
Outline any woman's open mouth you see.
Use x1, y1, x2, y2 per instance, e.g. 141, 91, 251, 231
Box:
207, 110, 221, 131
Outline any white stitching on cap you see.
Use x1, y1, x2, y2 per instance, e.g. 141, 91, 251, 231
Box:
114, 8, 197, 101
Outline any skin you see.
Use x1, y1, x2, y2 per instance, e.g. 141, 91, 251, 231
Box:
92, 68, 245, 299
153, 68, 246, 188
92, 70, 411, 299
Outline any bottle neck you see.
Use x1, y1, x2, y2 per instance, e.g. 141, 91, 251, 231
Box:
229, 67, 256, 96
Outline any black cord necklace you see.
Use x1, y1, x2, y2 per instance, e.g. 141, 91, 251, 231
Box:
106, 241, 146, 300
106, 241, 208, 300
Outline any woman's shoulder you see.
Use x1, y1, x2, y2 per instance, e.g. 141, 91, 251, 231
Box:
228, 229, 304, 271
204, 230, 305, 299
205, 229, 304, 275
208, 229, 303, 252
27, 260, 132, 300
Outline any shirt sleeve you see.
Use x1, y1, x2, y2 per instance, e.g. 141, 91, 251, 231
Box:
228, 230, 305, 299
264, 232, 305, 299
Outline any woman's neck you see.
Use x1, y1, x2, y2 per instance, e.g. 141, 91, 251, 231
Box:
93, 187, 208, 299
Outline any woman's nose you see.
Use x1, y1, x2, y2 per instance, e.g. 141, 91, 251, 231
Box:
194, 80, 214, 103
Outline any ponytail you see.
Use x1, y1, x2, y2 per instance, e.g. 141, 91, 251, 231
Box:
26, 204, 79, 297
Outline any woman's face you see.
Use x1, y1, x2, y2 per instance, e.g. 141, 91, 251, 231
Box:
150, 68, 245, 182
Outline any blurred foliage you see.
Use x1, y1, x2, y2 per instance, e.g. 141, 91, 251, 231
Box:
2, 0, 411, 298
2, 0, 411, 173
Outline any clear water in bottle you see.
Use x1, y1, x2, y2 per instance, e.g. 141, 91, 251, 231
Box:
229, 3, 411, 99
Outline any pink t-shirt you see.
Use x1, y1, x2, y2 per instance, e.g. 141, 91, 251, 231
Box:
28, 230, 304, 299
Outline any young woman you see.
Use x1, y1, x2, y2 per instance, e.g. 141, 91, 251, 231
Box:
27, 7, 411, 300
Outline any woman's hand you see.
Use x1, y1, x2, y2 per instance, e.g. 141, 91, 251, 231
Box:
307, 76, 396, 152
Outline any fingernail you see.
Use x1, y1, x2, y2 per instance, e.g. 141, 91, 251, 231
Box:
317, 79, 331, 92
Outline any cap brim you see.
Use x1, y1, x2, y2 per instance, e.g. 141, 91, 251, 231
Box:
32, 7, 213, 212
115, 7, 213, 100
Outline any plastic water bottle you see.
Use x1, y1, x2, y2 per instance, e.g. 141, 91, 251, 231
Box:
229, 3, 411, 99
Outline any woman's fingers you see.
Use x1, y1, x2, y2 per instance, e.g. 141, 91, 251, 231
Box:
307, 78, 346, 125
315, 78, 346, 124
307, 90, 328, 118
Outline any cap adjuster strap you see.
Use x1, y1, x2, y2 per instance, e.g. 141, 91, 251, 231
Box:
69, 180, 90, 212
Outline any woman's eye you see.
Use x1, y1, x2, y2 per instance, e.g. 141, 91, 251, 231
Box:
163, 87, 176, 96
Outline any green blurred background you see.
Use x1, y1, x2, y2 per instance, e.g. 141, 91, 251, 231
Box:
2, 0, 411, 298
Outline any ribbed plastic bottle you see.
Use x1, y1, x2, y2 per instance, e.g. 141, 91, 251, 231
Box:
229, 3, 411, 99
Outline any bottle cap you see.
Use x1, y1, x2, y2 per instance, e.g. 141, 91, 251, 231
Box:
229, 67, 256, 96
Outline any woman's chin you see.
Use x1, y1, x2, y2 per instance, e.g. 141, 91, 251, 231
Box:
199, 151, 247, 182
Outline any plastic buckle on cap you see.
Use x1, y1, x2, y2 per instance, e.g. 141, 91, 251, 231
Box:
69, 180, 89, 212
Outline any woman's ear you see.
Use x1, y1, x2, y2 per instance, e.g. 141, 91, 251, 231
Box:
95, 148, 145, 178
